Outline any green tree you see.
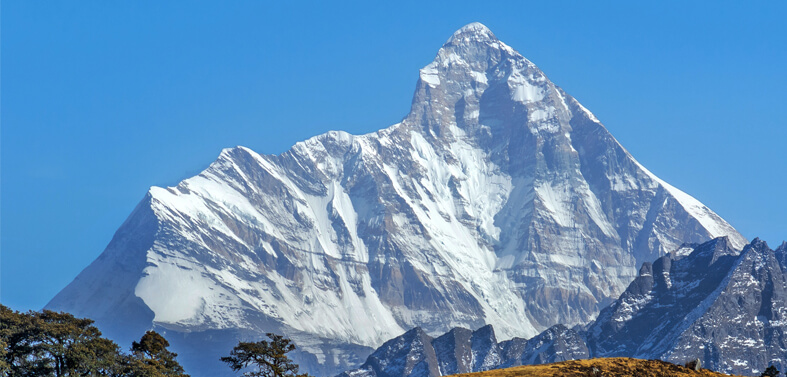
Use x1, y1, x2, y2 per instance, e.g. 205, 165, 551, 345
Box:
0, 304, 29, 375
1, 305, 191, 377
0, 304, 123, 376
0, 307, 10, 374
129, 330, 188, 377
34, 309, 122, 376
221, 333, 309, 377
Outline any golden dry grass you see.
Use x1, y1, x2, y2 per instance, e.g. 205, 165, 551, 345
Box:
449, 358, 746, 377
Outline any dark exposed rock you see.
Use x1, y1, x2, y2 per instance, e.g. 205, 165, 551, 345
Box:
587, 237, 787, 375
339, 324, 588, 377
685, 358, 701, 371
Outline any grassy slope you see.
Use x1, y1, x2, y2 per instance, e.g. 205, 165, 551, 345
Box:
450, 358, 747, 377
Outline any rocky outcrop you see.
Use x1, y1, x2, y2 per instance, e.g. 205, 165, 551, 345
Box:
587, 237, 787, 375
340, 325, 589, 377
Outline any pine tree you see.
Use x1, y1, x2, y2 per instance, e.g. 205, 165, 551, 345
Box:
129, 330, 189, 377
1, 304, 192, 377
1, 304, 124, 376
35, 310, 122, 376
221, 333, 309, 377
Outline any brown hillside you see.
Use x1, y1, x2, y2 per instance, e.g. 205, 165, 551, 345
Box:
450, 358, 747, 377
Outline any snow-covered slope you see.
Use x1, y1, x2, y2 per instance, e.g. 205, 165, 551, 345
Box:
46, 23, 745, 376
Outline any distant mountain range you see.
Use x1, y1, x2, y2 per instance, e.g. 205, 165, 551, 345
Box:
341, 238, 787, 376
46, 23, 747, 376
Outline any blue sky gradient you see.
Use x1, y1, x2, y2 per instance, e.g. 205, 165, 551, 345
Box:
2, 1, 786, 311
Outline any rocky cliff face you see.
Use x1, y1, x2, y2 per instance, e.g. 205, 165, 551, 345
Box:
588, 237, 787, 375
342, 238, 787, 376
587, 237, 743, 358
46, 23, 745, 376
339, 325, 588, 377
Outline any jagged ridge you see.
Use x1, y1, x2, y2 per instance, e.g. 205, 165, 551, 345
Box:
346, 237, 787, 376
338, 324, 588, 377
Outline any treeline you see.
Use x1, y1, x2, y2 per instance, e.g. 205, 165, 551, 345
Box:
1, 304, 188, 376
1, 304, 309, 377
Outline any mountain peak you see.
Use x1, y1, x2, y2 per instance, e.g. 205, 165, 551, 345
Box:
47, 22, 749, 377
748, 237, 770, 251
410, 22, 544, 130
445, 22, 497, 45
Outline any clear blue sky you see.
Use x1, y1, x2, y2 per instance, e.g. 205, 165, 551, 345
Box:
2, 1, 785, 312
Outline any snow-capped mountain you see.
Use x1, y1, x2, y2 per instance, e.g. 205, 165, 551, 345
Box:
46, 23, 745, 376
587, 237, 787, 375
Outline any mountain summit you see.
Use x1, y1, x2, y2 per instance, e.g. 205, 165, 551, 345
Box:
47, 23, 746, 376
446, 22, 496, 43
